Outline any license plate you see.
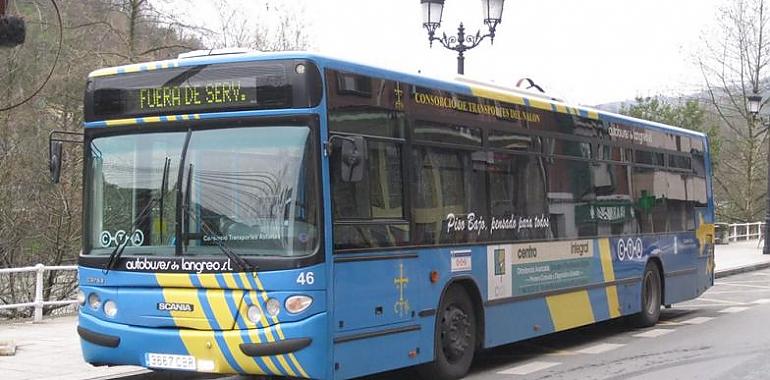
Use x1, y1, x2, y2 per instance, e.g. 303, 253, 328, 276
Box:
145, 353, 196, 371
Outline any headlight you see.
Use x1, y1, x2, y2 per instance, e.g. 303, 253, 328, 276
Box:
103, 300, 118, 317
88, 293, 101, 310
285, 295, 312, 314
265, 298, 281, 317
247, 305, 263, 324
77, 290, 85, 306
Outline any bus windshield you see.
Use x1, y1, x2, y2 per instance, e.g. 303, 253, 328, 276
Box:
86, 125, 319, 258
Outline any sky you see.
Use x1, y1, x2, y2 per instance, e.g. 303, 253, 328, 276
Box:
182, 0, 727, 106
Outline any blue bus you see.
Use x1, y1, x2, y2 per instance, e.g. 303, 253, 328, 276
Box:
59, 50, 715, 380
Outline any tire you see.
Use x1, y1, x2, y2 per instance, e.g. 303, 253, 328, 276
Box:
632, 262, 662, 327
419, 286, 477, 380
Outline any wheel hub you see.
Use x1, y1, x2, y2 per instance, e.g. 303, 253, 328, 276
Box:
441, 305, 471, 362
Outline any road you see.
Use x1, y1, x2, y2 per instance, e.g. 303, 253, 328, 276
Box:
131, 269, 770, 380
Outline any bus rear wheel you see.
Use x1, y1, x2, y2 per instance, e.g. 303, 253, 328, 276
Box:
420, 285, 476, 380
632, 262, 662, 327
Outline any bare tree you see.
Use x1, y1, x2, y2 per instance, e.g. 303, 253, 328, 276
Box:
699, 0, 770, 222
206, 0, 311, 51
0, 0, 203, 319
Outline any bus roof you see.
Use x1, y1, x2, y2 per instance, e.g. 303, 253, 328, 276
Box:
87, 51, 707, 140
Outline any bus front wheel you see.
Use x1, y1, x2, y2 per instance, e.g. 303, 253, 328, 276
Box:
421, 285, 476, 380
632, 262, 662, 327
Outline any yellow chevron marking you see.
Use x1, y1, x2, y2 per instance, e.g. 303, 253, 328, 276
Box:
546, 290, 595, 331
223, 273, 239, 289
156, 274, 231, 373
198, 274, 220, 289
587, 110, 599, 119
156, 274, 210, 330
153, 273, 195, 288
555, 104, 568, 114
246, 289, 284, 376
599, 239, 622, 318
178, 329, 234, 373
251, 275, 303, 377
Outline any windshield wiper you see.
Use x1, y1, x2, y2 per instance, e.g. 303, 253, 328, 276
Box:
178, 162, 254, 272
159, 157, 171, 244
103, 196, 158, 274
175, 129, 192, 256
104, 157, 175, 274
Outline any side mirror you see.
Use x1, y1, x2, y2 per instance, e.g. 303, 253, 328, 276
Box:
339, 136, 367, 183
49, 141, 63, 184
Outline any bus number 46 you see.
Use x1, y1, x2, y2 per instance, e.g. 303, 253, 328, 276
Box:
296, 272, 315, 285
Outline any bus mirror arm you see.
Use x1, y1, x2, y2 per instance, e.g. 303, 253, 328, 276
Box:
48, 130, 83, 184
327, 135, 367, 183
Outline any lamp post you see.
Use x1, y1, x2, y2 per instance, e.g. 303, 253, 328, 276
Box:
748, 92, 770, 254
421, 0, 505, 75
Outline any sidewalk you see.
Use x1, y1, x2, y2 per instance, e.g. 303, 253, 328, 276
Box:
2, 240, 770, 380
714, 239, 770, 278
0, 316, 148, 380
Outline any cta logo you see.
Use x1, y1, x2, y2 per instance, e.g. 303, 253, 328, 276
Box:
617, 238, 644, 261
157, 302, 194, 312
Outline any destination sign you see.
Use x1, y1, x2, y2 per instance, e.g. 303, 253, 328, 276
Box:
137, 80, 256, 111
84, 60, 325, 122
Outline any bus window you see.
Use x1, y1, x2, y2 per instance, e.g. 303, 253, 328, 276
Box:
331, 140, 409, 250
488, 129, 534, 151
413, 120, 482, 146
411, 145, 486, 245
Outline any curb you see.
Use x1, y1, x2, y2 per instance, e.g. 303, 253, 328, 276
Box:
715, 262, 770, 279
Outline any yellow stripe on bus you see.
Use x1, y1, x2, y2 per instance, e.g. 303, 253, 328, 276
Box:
469, 87, 526, 106
178, 329, 235, 374
155, 273, 232, 373
246, 289, 285, 376
599, 239, 622, 318
528, 98, 552, 112
104, 118, 138, 127
252, 275, 306, 378
546, 290, 595, 331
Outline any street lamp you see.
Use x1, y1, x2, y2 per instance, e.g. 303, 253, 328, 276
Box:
421, 0, 505, 75
747, 92, 770, 255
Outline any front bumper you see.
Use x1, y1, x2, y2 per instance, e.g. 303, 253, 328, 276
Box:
78, 312, 327, 378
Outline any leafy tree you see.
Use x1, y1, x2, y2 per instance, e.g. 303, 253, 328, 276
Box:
620, 96, 721, 165
697, 0, 770, 223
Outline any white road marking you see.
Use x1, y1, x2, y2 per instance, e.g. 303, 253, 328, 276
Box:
753, 298, 770, 304
707, 289, 770, 295
681, 316, 714, 325
697, 297, 750, 305
657, 320, 684, 326
633, 329, 674, 338
497, 361, 561, 375
713, 282, 770, 290
719, 306, 750, 313
576, 343, 625, 354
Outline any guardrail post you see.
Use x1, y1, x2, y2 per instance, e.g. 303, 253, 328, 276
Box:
34, 263, 44, 323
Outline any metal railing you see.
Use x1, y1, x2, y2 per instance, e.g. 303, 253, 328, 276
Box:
0, 264, 78, 322
727, 222, 765, 242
